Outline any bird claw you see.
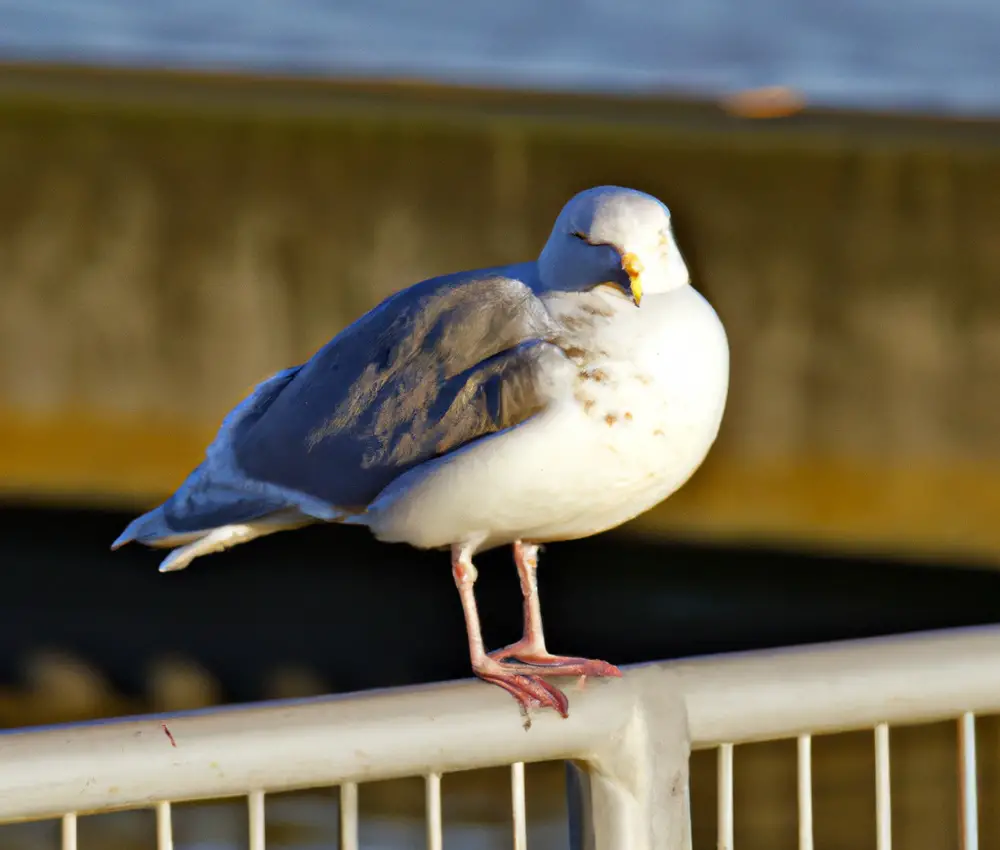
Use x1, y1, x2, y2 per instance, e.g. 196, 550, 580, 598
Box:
489, 644, 622, 681
477, 669, 570, 720
474, 648, 621, 722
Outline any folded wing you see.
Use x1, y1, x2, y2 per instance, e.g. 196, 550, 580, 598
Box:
235, 269, 563, 509
115, 267, 565, 551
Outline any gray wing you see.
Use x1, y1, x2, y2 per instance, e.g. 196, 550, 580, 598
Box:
233, 267, 567, 510
111, 365, 328, 546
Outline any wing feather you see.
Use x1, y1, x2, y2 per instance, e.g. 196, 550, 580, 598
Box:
234, 268, 564, 509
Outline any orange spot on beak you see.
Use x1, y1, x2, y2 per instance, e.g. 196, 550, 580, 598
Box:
621, 253, 644, 306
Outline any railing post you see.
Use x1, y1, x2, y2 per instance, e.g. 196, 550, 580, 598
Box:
567, 666, 693, 850
567, 759, 596, 850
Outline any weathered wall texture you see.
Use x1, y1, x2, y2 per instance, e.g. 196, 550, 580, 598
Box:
2, 72, 999, 561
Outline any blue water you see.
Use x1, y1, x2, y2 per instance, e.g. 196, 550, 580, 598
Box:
0, 0, 998, 117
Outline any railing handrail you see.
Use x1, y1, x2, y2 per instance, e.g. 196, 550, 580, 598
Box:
2, 624, 1000, 825
675, 623, 1000, 745
0, 673, 639, 823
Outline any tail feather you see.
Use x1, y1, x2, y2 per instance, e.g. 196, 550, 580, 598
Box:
114, 506, 315, 571
157, 530, 232, 573
156, 513, 313, 572
111, 505, 184, 550
112, 363, 347, 569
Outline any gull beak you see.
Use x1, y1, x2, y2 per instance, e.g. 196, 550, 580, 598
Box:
621, 252, 643, 307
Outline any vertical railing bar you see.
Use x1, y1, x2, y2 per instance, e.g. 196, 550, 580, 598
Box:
797, 734, 813, 850
156, 801, 174, 850
875, 723, 891, 850
340, 781, 359, 850
512, 761, 528, 850
248, 790, 265, 850
425, 772, 443, 850
718, 743, 734, 850
61, 813, 78, 850
564, 761, 594, 850
959, 712, 979, 850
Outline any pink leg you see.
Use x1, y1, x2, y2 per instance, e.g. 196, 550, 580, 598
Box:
452, 544, 570, 718
488, 541, 621, 680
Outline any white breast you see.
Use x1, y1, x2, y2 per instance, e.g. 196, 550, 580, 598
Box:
364, 284, 730, 552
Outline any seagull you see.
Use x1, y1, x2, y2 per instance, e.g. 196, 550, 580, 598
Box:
112, 185, 730, 719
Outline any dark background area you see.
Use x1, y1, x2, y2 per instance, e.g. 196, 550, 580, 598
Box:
4, 501, 999, 707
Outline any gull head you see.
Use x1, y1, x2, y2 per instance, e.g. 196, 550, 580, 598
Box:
536, 186, 690, 305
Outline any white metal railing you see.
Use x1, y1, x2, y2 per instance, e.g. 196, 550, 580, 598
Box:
2, 624, 1000, 849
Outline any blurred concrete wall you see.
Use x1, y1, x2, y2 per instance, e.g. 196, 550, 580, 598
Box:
2, 66, 999, 562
